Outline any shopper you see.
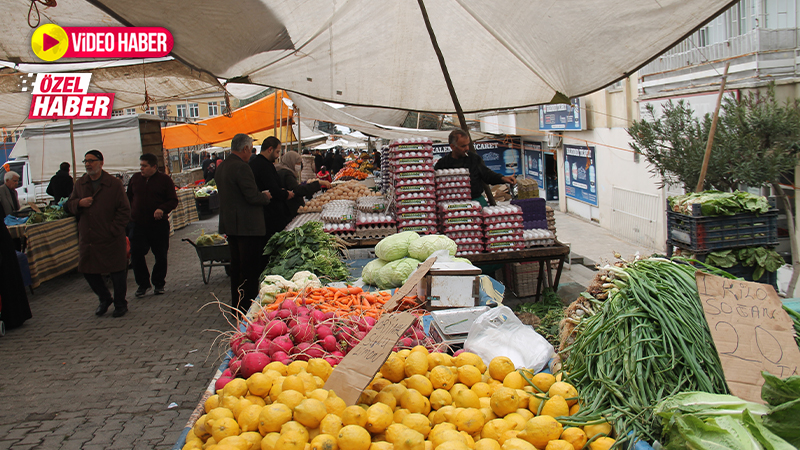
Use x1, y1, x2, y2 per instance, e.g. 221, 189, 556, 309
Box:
316, 166, 332, 183
202, 153, 216, 182
331, 150, 346, 176
250, 136, 293, 268
126, 153, 179, 297
46, 162, 74, 204
0, 218, 32, 329
434, 129, 516, 206
216, 134, 272, 313
66, 150, 131, 317
275, 150, 330, 228
0, 170, 20, 216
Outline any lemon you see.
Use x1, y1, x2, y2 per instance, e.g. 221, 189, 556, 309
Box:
382, 384, 409, 403
238, 404, 263, 432
371, 378, 392, 393
453, 389, 481, 409
501, 438, 536, 450
207, 407, 236, 429
386, 423, 411, 443
539, 395, 569, 418
588, 437, 615, 450
411, 345, 430, 356
300, 371, 319, 393
269, 381, 284, 402
275, 429, 308, 450
325, 392, 347, 416
293, 399, 328, 428
454, 353, 486, 372
371, 442, 393, 450
401, 389, 428, 414
515, 391, 530, 409
404, 352, 429, 378
529, 373, 556, 394
517, 416, 563, 449
429, 389, 453, 410
490, 387, 519, 417
429, 366, 457, 390
381, 355, 407, 383
560, 427, 587, 449
471, 382, 491, 398
430, 429, 466, 449
217, 435, 250, 449
515, 409, 533, 421
488, 357, 516, 382
309, 427, 322, 441
232, 398, 254, 419
544, 440, 574, 450
365, 403, 394, 434
479, 407, 497, 422
407, 375, 434, 397
436, 442, 470, 450
503, 413, 526, 431
457, 366, 483, 387
568, 403, 580, 416
282, 375, 307, 395
308, 359, 334, 381
428, 352, 448, 370
402, 413, 432, 437
246, 395, 267, 407
374, 391, 398, 410
222, 377, 248, 397
211, 416, 241, 442
342, 405, 369, 427
246, 372, 273, 397
502, 372, 525, 390
193, 414, 211, 440
455, 408, 485, 434
266, 361, 288, 375
359, 390, 379, 406
394, 408, 411, 424
277, 390, 306, 410
261, 432, 280, 450
428, 423, 457, 444
475, 439, 502, 450
397, 349, 411, 358
240, 431, 262, 450
311, 434, 339, 450
258, 403, 293, 434
182, 440, 203, 450
528, 394, 544, 416
338, 425, 372, 450
498, 430, 520, 445
319, 413, 343, 436
205, 395, 221, 413
287, 360, 309, 375
548, 382, 578, 406
307, 389, 330, 402
394, 428, 425, 450
459, 431, 475, 449
582, 422, 612, 439
204, 436, 217, 447
481, 418, 513, 441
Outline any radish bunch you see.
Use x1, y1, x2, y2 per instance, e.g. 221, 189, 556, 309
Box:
222, 297, 444, 382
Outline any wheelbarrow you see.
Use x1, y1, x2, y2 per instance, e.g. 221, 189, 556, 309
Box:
182, 238, 231, 284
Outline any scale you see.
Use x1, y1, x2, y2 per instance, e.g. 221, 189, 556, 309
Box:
428, 306, 490, 347
417, 260, 482, 309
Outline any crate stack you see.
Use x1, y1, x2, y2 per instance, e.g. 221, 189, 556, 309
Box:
438, 201, 484, 256
511, 197, 547, 230
390, 138, 437, 235
516, 178, 540, 199
379, 146, 391, 193
482, 205, 525, 253
546, 206, 557, 238
355, 196, 395, 240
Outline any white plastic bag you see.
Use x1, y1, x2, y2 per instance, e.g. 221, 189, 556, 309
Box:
464, 305, 554, 373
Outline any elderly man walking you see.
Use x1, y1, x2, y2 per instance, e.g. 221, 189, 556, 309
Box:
127, 153, 178, 297
66, 150, 131, 317
0, 171, 21, 216
216, 134, 272, 313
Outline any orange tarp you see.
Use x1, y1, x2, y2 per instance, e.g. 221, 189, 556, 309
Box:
161, 90, 292, 149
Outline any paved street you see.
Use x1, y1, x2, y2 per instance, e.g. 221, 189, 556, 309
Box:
0, 216, 233, 450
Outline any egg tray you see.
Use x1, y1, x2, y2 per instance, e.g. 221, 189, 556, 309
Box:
323, 223, 356, 233
443, 230, 483, 239
485, 235, 525, 245
396, 197, 436, 207
442, 216, 482, 226
484, 215, 523, 225
452, 237, 485, 246
355, 225, 397, 239
398, 218, 437, 227
393, 165, 434, 173
438, 201, 481, 212
442, 224, 483, 233
396, 184, 435, 192
435, 169, 469, 177
484, 223, 524, 232
284, 213, 322, 232
484, 228, 524, 237
398, 225, 437, 235
396, 205, 436, 214
436, 181, 470, 189
457, 243, 484, 252
390, 149, 433, 156
523, 239, 556, 248
395, 192, 436, 202
391, 157, 431, 165
437, 193, 472, 202
439, 210, 483, 220
394, 172, 435, 181
485, 242, 525, 252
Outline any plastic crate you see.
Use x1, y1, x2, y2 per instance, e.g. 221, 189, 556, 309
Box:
667, 208, 778, 253
511, 198, 547, 220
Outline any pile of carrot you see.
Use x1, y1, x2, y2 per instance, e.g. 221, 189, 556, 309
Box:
266, 286, 421, 319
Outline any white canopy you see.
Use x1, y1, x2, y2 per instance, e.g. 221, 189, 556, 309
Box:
1, 0, 734, 113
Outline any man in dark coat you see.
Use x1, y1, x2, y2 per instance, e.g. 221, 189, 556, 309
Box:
249, 136, 293, 271
216, 134, 272, 313
331, 150, 346, 176
314, 150, 323, 173
201, 153, 216, 182
46, 162, 74, 204
0, 215, 32, 329
127, 153, 179, 297
66, 150, 131, 317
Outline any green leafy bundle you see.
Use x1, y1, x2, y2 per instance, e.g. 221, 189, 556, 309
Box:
668, 191, 770, 216
261, 221, 349, 282
27, 204, 69, 223
704, 247, 785, 281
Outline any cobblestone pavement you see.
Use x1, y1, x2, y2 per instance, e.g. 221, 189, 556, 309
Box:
0, 216, 236, 450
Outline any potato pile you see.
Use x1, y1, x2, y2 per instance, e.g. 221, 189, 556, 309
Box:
299, 181, 382, 213
184, 350, 616, 450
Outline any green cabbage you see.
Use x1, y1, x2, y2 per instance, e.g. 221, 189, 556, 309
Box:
408, 234, 457, 260
374, 231, 420, 261
362, 259, 389, 286
376, 257, 421, 289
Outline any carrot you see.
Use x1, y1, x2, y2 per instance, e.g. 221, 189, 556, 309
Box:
363, 293, 377, 303
362, 298, 371, 308
347, 286, 363, 295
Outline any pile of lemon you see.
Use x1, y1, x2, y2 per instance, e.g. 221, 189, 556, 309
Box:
184, 348, 615, 450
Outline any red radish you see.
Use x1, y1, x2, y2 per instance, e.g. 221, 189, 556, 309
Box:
316, 324, 333, 340
363, 316, 377, 329
324, 356, 341, 366
453, 349, 465, 357
241, 352, 271, 378
305, 343, 325, 359
255, 336, 272, 353
323, 312, 335, 320
279, 358, 293, 365
296, 306, 310, 316
246, 322, 265, 342
292, 343, 312, 361
321, 335, 338, 352
281, 299, 298, 314
230, 332, 246, 356
332, 350, 345, 357
410, 327, 426, 341
271, 350, 290, 362
240, 341, 256, 355
267, 310, 278, 320
264, 320, 288, 339
290, 323, 315, 343
269, 335, 293, 357
399, 337, 414, 348
215, 376, 234, 391
276, 309, 291, 320
287, 318, 298, 330
221, 368, 232, 378
229, 358, 242, 376
310, 310, 326, 324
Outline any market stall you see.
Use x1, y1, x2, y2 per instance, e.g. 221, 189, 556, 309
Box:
7, 217, 79, 289
169, 188, 201, 232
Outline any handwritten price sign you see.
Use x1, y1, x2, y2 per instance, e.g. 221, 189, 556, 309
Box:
696, 272, 800, 403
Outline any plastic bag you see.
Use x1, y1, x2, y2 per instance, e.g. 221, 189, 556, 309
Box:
464, 305, 554, 372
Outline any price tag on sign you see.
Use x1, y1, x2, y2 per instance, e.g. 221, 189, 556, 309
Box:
695, 272, 800, 403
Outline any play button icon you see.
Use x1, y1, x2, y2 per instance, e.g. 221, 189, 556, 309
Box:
31, 24, 69, 61
42, 33, 60, 52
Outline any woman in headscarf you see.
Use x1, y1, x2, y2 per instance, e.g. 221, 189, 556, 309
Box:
275, 151, 331, 228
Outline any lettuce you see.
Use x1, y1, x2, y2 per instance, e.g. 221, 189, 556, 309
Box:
362, 259, 389, 286
376, 257, 420, 288
407, 234, 457, 260
375, 231, 420, 261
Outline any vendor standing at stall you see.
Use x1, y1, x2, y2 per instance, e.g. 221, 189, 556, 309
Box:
434, 129, 516, 206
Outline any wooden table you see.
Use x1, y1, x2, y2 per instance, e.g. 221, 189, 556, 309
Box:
463, 242, 570, 302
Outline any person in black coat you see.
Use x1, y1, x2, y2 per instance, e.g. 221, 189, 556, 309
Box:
331, 150, 346, 176
275, 151, 331, 228
46, 162, 74, 204
0, 201, 32, 330
250, 137, 293, 271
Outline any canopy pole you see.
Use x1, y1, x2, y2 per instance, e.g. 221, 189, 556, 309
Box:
297, 106, 301, 154
69, 119, 77, 180
695, 62, 729, 193
273, 89, 278, 145
416, 0, 495, 205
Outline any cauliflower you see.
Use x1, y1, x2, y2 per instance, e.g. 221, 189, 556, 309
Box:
291, 271, 321, 290
261, 275, 297, 291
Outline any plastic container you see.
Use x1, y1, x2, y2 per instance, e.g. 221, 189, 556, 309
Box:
667, 209, 778, 253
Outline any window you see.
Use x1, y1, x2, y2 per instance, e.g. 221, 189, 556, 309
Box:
606, 80, 624, 92
208, 101, 219, 116
112, 110, 123, 116
176, 104, 187, 118
145, 106, 155, 115
125, 108, 136, 115
157, 105, 169, 118
188, 103, 199, 118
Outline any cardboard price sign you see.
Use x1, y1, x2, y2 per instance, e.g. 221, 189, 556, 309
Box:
324, 312, 416, 405
696, 272, 800, 403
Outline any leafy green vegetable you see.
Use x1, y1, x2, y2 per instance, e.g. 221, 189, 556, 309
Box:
374, 231, 420, 261
662, 413, 752, 450
760, 371, 800, 407
705, 249, 737, 268
261, 221, 349, 282
669, 191, 770, 216
741, 409, 796, 450
762, 398, 800, 447
362, 259, 388, 286
655, 392, 769, 419
376, 257, 420, 289
407, 234, 457, 260
783, 307, 800, 349
703, 247, 785, 281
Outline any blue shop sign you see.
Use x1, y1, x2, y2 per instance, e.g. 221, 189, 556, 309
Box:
539, 98, 583, 131
433, 140, 522, 177
522, 141, 544, 188
563, 144, 597, 206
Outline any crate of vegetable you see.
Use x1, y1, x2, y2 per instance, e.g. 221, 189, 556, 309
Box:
667, 209, 778, 253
